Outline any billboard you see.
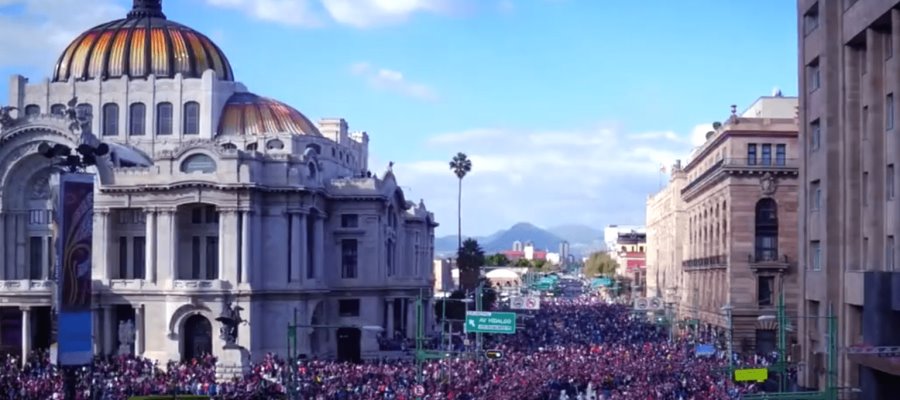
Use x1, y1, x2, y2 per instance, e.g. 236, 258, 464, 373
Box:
55, 173, 94, 366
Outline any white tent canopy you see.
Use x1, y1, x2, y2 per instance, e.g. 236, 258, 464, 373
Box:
485, 268, 519, 280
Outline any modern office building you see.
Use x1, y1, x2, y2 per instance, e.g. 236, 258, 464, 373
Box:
0, 0, 436, 364
797, 0, 900, 396
646, 95, 800, 353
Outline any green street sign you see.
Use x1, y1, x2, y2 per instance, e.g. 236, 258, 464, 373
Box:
464, 311, 517, 334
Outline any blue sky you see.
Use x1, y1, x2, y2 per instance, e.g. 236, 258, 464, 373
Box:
0, 0, 798, 237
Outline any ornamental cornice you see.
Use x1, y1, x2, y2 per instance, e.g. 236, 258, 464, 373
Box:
161, 140, 234, 161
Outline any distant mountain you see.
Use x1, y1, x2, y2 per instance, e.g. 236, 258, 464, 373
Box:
434, 222, 606, 258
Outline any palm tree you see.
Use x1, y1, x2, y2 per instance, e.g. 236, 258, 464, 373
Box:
449, 152, 472, 252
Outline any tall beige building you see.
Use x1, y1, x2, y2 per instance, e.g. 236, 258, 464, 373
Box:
797, 0, 900, 396
646, 96, 799, 354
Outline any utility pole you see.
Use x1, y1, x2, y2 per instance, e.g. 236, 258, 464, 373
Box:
415, 290, 424, 390
475, 281, 483, 357
776, 290, 787, 392
723, 303, 733, 371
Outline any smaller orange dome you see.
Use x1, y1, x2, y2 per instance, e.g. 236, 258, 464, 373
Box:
217, 93, 321, 137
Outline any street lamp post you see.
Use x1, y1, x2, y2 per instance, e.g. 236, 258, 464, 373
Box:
721, 303, 733, 371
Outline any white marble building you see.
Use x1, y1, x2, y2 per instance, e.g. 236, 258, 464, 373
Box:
0, 0, 436, 364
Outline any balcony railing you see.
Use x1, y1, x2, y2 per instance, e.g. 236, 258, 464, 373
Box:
749, 252, 790, 271
682, 255, 727, 270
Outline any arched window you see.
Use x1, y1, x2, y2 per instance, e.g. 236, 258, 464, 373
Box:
24, 105, 40, 116
754, 198, 779, 262
305, 143, 321, 154
129, 103, 146, 136
50, 104, 65, 116
266, 139, 284, 150
102, 103, 119, 136
221, 143, 237, 151
183, 101, 200, 135
307, 162, 317, 180
180, 154, 217, 174
157, 102, 173, 135
76, 103, 92, 119
246, 143, 258, 151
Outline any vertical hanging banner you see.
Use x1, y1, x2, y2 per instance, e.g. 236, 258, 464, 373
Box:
55, 173, 94, 366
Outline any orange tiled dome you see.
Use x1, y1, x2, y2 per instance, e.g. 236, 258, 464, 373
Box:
217, 93, 322, 137
52, 0, 233, 82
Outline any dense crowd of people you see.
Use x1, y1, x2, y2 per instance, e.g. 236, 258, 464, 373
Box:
0, 295, 767, 399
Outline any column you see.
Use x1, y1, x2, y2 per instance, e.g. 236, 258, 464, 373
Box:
0, 212, 5, 280
240, 210, 252, 284
92, 307, 101, 355
313, 215, 325, 280
102, 306, 114, 355
133, 305, 143, 356
386, 299, 395, 338
220, 210, 239, 282
218, 210, 227, 280
157, 209, 177, 282
145, 209, 157, 282
289, 213, 302, 283
15, 212, 25, 279
91, 211, 110, 280
298, 213, 308, 279
21, 306, 31, 367
253, 208, 262, 281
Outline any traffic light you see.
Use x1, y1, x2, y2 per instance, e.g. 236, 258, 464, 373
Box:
485, 350, 503, 359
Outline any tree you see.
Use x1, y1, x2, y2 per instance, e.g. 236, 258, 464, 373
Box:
435, 289, 468, 322
531, 259, 548, 270
449, 152, 472, 252
514, 258, 531, 268
485, 253, 510, 266
457, 238, 485, 290
583, 251, 619, 277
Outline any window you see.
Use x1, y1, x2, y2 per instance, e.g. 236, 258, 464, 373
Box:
775, 144, 786, 165
129, 103, 146, 136
183, 101, 200, 135
757, 276, 775, 306
810, 180, 821, 211
191, 237, 201, 279
755, 199, 778, 262
810, 119, 821, 150
886, 31, 893, 60
889, 164, 896, 200
266, 139, 284, 150
76, 104, 92, 120
102, 103, 118, 136
341, 214, 359, 228
24, 105, 40, 116
338, 299, 360, 317
807, 58, 821, 91
747, 144, 757, 165
803, 3, 819, 35
887, 94, 894, 131
156, 102, 173, 135
133, 236, 146, 279
863, 172, 870, 206
761, 144, 772, 165
863, 237, 869, 270
118, 237, 128, 278
810, 240, 822, 271
29, 237, 44, 279
180, 154, 217, 174
206, 237, 218, 280
386, 240, 395, 276
50, 104, 65, 116
888, 235, 895, 271
862, 106, 869, 139
341, 239, 358, 279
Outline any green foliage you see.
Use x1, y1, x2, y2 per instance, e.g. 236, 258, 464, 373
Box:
435, 290, 468, 321
583, 251, 619, 277
485, 253, 510, 266
449, 152, 473, 179
458, 238, 485, 290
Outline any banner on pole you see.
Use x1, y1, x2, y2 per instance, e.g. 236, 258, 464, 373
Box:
55, 173, 94, 366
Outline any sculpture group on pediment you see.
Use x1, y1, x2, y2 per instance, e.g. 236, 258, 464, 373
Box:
0, 106, 18, 129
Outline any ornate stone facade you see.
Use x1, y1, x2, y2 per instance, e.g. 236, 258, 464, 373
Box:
0, 1, 436, 364
646, 96, 800, 354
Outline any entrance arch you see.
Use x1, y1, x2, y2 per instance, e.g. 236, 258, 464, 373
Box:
336, 327, 361, 363
182, 314, 212, 361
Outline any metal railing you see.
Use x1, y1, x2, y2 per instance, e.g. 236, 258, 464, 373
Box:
682, 254, 726, 269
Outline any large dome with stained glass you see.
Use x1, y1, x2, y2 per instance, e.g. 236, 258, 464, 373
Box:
52, 0, 233, 82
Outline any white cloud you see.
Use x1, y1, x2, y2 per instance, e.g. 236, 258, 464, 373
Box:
350, 62, 438, 101
390, 125, 697, 237
205, 0, 323, 27
690, 123, 715, 146
206, 0, 459, 28
0, 0, 124, 70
